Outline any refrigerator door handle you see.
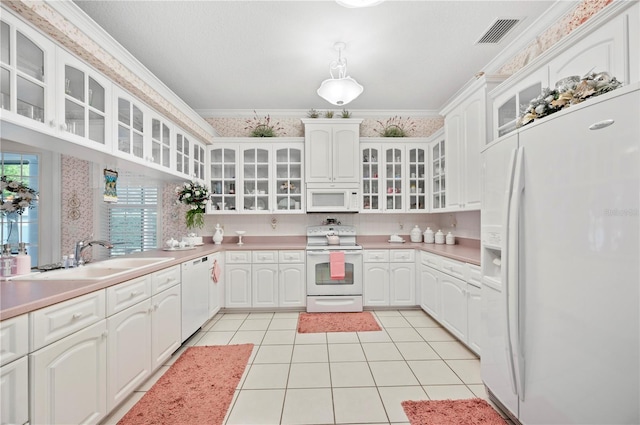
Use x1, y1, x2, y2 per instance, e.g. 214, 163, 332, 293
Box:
510, 146, 526, 401
502, 147, 519, 396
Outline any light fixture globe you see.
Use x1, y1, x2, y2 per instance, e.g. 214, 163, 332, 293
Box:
336, 0, 384, 8
317, 42, 364, 106
317, 76, 364, 106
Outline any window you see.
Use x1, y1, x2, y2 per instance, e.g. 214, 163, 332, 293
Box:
1, 152, 39, 266
100, 173, 160, 258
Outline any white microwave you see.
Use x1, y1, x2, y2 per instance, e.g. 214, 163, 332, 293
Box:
306, 187, 359, 212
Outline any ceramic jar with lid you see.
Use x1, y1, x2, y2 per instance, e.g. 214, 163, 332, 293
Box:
446, 232, 455, 245
423, 227, 434, 244
410, 225, 422, 242
435, 229, 445, 244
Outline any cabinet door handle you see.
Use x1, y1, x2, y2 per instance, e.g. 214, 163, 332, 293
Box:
131, 290, 142, 296
102, 330, 109, 339
72, 312, 83, 320
589, 119, 614, 130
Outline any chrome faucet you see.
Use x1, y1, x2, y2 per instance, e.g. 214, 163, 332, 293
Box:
75, 239, 114, 266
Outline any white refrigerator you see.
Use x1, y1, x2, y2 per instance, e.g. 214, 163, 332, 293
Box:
480, 83, 639, 424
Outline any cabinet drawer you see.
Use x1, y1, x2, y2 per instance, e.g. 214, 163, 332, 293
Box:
364, 250, 389, 262
0, 314, 29, 366
440, 258, 466, 280
420, 251, 441, 269
279, 250, 305, 263
390, 249, 415, 263
106, 275, 152, 316
151, 265, 181, 294
466, 264, 482, 288
226, 251, 252, 264
252, 251, 278, 263
30, 290, 106, 351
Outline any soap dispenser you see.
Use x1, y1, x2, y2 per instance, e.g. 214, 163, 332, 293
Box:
410, 225, 423, 242
423, 227, 434, 244
435, 229, 445, 244
213, 223, 224, 245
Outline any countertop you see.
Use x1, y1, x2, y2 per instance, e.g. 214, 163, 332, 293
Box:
1, 235, 479, 320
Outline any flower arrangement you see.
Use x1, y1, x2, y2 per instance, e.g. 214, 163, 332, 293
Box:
518, 71, 622, 127
0, 176, 39, 216
375, 116, 416, 137
175, 181, 210, 229
244, 110, 285, 137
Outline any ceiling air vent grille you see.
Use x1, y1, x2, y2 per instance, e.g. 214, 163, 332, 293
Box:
476, 18, 520, 44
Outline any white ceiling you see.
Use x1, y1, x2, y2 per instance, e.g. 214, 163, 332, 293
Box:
73, 0, 563, 115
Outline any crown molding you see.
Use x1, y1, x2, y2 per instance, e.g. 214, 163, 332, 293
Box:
197, 109, 442, 119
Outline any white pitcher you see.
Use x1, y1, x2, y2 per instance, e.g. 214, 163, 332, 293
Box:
213, 223, 224, 245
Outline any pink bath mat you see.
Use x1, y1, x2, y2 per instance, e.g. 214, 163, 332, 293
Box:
297, 312, 382, 333
402, 398, 507, 425
117, 344, 253, 425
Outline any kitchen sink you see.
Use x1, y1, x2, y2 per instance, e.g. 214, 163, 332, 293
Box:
11, 257, 175, 281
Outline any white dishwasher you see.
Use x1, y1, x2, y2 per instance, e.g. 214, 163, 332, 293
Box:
181, 255, 210, 342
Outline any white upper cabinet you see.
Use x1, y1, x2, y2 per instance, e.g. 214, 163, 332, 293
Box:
441, 75, 505, 211
208, 139, 305, 214
430, 131, 446, 211
302, 119, 362, 185
175, 130, 191, 177
150, 112, 173, 171
360, 139, 429, 213
193, 140, 206, 181
57, 49, 111, 151
1, 11, 56, 133
114, 87, 146, 161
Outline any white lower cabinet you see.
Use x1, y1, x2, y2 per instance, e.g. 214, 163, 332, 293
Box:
419, 263, 440, 318
466, 283, 482, 354
279, 263, 306, 307
107, 299, 152, 411
419, 251, 481, 355
226, 250, 306, 308
30, 320, 108, 425
363, 250, 415, 307
0, 356, 28, 425
151, 284, 181, 370
252, 264, 279, 308
439, 274, 468, 342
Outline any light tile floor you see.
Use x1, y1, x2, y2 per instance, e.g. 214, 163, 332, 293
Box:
102, 309, 513, 425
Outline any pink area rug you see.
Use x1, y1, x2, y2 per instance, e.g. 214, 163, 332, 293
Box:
297, 312, 382, 333
402, 398, 507, 425
117, 344, 253, 425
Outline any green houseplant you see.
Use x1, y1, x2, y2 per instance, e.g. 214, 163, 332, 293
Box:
375, 116, 416, 137
244, 111, 285, 137
176, 181, 210, 229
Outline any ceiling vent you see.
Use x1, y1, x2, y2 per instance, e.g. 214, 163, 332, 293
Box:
476, 18, 520, 44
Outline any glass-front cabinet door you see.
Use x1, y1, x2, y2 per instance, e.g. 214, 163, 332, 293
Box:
58, 50, 110, 148
407, 146, 428, 212
193, 141, 206, 181
0, 12, 55, 131
384, 147, 403, 212
151, 115, 171, 169
115, 91, 144, 160
275, 146, 303, 212
209, 146, 237, 212
175, 132, 190, 177
361, 145, 380, 211
242, 147, 270, 213
431, 138, 446, 210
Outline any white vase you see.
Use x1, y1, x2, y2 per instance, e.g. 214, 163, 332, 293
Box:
212, 224, 224, 245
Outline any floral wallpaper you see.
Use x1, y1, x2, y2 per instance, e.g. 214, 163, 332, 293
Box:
60, 155, 93, 258
207, 116, 445, 138
498, 0, 613, 74
162, 182, 189, 243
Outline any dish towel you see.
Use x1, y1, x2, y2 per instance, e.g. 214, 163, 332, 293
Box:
330, 251, 345, 280
212, 260, 221, 283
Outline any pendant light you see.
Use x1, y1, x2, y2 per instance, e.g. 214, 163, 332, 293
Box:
317, 42, 364, 106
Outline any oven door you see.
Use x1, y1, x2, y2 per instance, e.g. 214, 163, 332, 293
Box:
306, 250, 363, 296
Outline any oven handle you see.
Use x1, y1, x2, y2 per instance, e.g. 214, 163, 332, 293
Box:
306, 250, 363, 256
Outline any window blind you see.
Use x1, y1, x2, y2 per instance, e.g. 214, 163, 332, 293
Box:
100, 175, 159, 258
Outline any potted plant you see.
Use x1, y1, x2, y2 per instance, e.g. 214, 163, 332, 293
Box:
244, 110, 285, 137
175, 181, 210, 229
375, 116, 416, 137
324, 110, 334, 118
340, 109, 352, 118
307, 109, 320, 118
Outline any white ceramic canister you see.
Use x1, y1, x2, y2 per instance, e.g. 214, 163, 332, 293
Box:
423, 227, 434, 244
446, 232, 455, 245
435, 229, 445, 244
410, 225, 422, 242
